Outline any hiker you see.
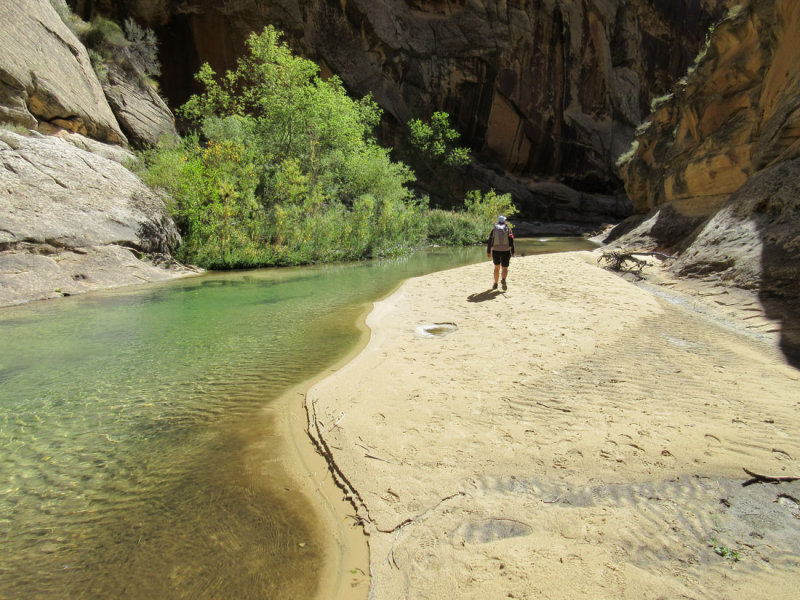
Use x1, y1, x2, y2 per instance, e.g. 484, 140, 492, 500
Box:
487, 215, 515, 290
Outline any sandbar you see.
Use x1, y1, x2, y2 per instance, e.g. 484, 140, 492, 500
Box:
306, 250, 800, 599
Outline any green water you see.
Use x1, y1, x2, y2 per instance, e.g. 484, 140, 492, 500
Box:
0, 239, 593, 599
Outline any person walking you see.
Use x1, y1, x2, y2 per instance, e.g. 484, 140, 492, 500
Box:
487, 215, 514, 290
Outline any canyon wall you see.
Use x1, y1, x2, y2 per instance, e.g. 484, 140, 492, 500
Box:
611, 0, 800, 360
77, 0, 725, 215
0, 0, 185, 306
0, 0, 126, 144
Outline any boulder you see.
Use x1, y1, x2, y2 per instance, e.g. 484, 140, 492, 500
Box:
103, 64, 178, 147
0, 129, 186, 306
673, 158, 800, 362
0, 0, 126, 144
673, 158, 800, 297
0, 130, 177, 251
0, 245, 187, 306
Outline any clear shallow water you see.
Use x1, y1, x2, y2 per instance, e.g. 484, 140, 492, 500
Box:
0, 239, 593, 599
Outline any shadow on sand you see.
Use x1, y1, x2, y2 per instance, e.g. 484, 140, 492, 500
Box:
603, 161, 800, 369
467, 289, 503, 303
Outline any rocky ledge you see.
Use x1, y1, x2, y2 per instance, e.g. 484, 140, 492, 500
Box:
0, 130, 194, 307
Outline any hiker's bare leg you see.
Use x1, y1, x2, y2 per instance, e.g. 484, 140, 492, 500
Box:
501, 267, 508, 281
493, 264, 501, 284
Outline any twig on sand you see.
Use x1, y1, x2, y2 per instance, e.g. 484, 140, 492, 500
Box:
332, 412, 346, 429
772, 448, 793, 459
365, 453, 393, 463
537, 401, 572, 413
356, 441, 393, 463
742, 467, 800, 486
386, 531, 401, 569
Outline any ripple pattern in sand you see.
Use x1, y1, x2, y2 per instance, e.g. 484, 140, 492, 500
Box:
504, 300, 800, 481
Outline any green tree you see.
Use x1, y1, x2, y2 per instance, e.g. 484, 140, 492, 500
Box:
141, 26, 427, 267
404, 111, 471, 209
464, 189, 518, 224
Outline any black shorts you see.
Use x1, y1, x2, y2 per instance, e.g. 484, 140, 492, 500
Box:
491, 250, 511, 267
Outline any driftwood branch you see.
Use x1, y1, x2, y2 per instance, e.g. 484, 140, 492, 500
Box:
356, 442, 393, 463
597, 249, 677, 279
364, 453, 393, 463
742, 467, 800, 487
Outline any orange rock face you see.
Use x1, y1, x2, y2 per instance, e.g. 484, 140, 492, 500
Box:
611, 1, 800, 362
621, 0, 800, 217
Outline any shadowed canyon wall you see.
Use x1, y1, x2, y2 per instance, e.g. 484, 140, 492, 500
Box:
611, 0, 800, 363
73, 0, 725, 212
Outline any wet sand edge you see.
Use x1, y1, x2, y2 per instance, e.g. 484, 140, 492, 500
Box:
270, 300, 388, 600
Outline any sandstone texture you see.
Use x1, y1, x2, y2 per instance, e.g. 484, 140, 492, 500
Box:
0, 1, 187, 305
620, 1, 800, 218
608, 0, 800, 360
0, 0, 177, 147
85, 0, 724, 216
0, 129, 187, 306
0, 0, 126, 144
102, 63, 178, 148
608, 0, 800, 362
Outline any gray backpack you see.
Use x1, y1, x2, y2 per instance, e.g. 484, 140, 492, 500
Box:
492, 224, 510, 251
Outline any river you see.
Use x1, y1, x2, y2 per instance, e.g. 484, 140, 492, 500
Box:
0, 238, 594, 599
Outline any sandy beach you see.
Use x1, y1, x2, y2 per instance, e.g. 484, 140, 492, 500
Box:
305, 250, 800, 600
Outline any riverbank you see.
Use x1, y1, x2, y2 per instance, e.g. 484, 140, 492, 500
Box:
274, 339, 373, 600
306, 250, 800, 599
0, 245, 200, 307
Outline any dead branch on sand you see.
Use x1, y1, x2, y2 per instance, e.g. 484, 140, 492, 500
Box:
597, 249, 676, 279
742, 467, 800, 486
536, 401, 572, 413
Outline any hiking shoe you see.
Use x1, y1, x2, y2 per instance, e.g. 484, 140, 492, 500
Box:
501, 279, 507, 290
492, 283, 498, 290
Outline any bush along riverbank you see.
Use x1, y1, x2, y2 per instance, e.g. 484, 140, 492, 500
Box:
137, 27, 516, 269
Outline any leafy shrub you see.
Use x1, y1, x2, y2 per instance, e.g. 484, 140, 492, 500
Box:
0, 122, 34, 137
403, 111, 471, 208
48, 0, 73, 26
124, 18, 161, 78
77, 16, 161, 87
82, 17, 128, 53
423, 189, 518, 246
138, 27, 504, 268
464, 189, 518, 224
424, 209, 485, 246
615, 140, 639, 168
139, 26, 432, 268
408, 112, 470, 167
138, 134, 266, 268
